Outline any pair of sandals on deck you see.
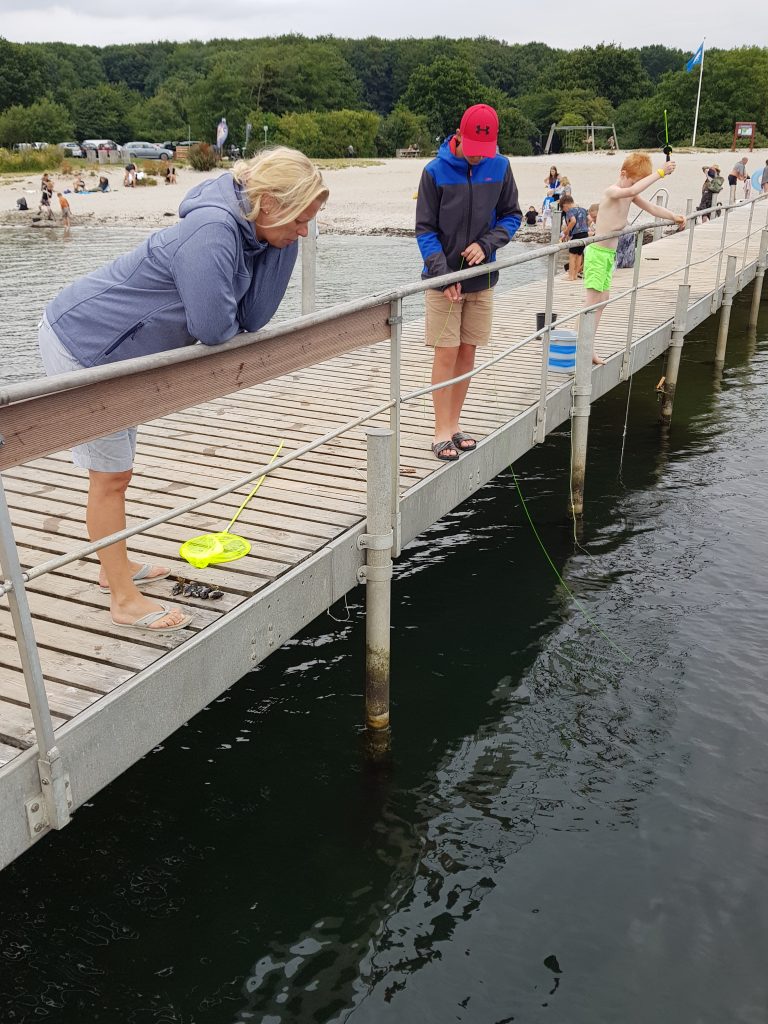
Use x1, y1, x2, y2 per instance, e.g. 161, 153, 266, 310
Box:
432, 431, 477, 462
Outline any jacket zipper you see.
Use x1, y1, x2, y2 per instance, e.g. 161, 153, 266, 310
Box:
103, 321, 144, 357
465, 164, 474, 251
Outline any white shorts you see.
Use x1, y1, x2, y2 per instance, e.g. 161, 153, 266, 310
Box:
38, 315, 138, 473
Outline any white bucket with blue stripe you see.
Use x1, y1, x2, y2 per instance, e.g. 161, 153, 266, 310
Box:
547, 329, 577, 373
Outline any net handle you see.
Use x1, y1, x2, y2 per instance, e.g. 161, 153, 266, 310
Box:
224, 439, 285, 534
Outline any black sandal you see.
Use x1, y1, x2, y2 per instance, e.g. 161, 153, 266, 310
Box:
432, 439, 460, 461
451, 431, 477, 452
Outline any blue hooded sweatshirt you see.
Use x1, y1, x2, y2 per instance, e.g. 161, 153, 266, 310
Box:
45, 174, 297, 367
415, 137, 521, 293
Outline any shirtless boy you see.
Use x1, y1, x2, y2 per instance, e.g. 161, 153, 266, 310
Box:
584, 152, 685, 363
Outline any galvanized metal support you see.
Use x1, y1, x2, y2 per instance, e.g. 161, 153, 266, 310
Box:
388, 298, 402, 557
748, 227, 768, 329
570, 309, 597, 517
659, 285, 690, 426
0, 474, 71, 835
741, 198, 756, 286
715, 256, 738, 367
300, 219, 317, 315
534, 213, 561, 443
683, 198, 695, 287
620, 230, 644, 381
711, 206, 731, 313
358, 428, 393, 734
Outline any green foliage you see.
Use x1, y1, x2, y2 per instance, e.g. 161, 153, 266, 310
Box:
554, 44, 651, 108
376, 106, 431, 157
70, 82, 135, 141
401, 57, 489, 138
187, 142, 220, 171
0, 35, 765, 163
0, 147, 63, 173
0, 99, 74, 147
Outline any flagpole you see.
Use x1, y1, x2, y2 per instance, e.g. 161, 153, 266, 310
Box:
692, 39, 705, 147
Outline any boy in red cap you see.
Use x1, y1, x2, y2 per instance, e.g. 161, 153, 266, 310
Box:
416, 103, 521, 460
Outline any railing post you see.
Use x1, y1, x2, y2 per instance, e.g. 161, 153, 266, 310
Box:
570, 308, 597, 517
659, 285, 690, 426
711, 205, 731, 313
0, 474, 71, 835
534, 213, 561, 443
620, 228, 644, 381
748, 227, 768, 328
388, 298, 402, 556
715, 255, 738, 367
300, 220, 317, 315
683, 198, 696, 287
358, 428, 393, 738
652, 191, 667, 242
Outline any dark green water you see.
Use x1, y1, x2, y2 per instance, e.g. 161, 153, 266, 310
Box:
1, 283, 768, 1021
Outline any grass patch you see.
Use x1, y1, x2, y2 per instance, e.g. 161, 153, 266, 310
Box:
0, 148, 64, 174
312, 158, 384, 169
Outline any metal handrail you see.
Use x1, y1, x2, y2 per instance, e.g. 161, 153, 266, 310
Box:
1, 191, 766, 597
0, 191, 766, 818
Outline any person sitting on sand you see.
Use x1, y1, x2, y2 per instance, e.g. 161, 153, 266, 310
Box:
73, 174, 86, 193
123, 163, 136, 188
163, 165, 177, 184
98, 176, 110, 192
38, 147, 328, 635
584, 152, 684, 364
524, 205, 538, 227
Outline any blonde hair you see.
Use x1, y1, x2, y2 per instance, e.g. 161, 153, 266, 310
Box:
231, 147, 328, 226
621, 152, 652, 181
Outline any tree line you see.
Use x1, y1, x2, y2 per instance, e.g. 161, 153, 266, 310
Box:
0, 36, 765, 156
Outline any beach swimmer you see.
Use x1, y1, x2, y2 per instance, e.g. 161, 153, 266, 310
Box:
584, 152, 685, 364
38, 147, 328, 633
416, 103, 521, 461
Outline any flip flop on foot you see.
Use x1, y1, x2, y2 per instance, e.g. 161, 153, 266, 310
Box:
99, 563, 171, 594
432, 439, 460, 461
451, 431, 477, 452
110, 602, 193, 634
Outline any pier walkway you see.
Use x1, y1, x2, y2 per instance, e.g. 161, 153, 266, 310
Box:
1, 194, 766, 868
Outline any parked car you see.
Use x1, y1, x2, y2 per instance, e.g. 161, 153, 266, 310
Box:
58, 141, 84, 158
122, 141, 173, 161
81, 139, 121, 156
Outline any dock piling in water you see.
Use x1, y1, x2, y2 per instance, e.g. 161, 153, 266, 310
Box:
748, 227, 768, 329
570, 308, 597, 517
360, 428, 394, 735
659, 285, 691, 426
715, 256, 738, 367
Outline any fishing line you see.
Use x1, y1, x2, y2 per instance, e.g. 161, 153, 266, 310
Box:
510, 462, 633, 664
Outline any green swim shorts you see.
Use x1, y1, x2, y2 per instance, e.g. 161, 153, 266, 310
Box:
583, 243, 616, 293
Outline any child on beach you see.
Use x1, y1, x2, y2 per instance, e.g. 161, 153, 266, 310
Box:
587, 203, 599, 235
524, 205, 538, 227
584, 153, 685, 364
57, 192, 71, 225
559, 196, 589, 280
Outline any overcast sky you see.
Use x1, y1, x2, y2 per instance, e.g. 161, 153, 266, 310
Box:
0, 1, 763, 52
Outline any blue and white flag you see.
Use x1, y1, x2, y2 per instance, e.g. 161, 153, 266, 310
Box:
686, 43, 704, 72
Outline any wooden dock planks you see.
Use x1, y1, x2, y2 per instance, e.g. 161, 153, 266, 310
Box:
0, 209, 762, 766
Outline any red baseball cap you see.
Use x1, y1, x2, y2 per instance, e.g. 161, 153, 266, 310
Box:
459, 104, 499, 158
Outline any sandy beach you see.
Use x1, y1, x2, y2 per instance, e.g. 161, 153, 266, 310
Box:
2, 149, 766, 234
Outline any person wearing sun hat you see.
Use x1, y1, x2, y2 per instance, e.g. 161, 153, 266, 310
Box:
416, 103, 521, 461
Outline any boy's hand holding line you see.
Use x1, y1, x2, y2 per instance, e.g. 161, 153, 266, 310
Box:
461, 241, 486, 266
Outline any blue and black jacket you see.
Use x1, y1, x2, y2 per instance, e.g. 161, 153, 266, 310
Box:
416, 137, 522, 293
